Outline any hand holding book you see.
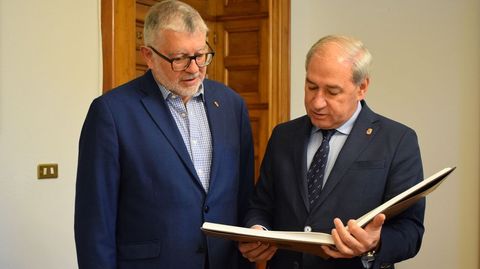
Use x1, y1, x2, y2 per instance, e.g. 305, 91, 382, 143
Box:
322, 214, 385, 259
238, 225, 278, 263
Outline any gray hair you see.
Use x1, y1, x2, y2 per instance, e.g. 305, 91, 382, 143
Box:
143, 0, 209, 46
305, 35, 372, 85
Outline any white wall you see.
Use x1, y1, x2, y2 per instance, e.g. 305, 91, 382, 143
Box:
291, 0, 480, 268
0, 0, 101, 268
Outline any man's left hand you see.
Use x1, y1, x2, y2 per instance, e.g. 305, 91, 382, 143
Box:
321, 213, 385, 258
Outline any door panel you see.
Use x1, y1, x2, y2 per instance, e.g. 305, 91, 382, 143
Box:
220, 18, 268, 105
218, 0, 267, 15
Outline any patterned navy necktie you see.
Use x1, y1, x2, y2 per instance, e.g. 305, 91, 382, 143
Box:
307, 129, 335, 205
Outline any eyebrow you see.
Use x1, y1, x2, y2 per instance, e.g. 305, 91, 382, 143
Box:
305, 78, 342, 90
170, 44, 210, 57
325, 84, 342, 90
305, 78, 316, 85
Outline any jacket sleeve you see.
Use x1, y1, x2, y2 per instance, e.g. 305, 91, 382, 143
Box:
74, 97, 120, 269
373, 128, 425, 269
243, 125, 279, 229
237, 98, 255, 225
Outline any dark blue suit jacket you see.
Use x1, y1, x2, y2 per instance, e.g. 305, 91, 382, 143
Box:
75, 70, 254, 269
245, 101, 424, 269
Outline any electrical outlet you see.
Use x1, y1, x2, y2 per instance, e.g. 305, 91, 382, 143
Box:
37, 163, 58, 179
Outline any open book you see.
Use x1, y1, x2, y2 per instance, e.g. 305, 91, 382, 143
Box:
202, 167, 456, 257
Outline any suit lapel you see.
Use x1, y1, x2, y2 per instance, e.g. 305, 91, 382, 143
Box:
202, 86, 226, 190
311, 102, 380, 211
293, 117, 313, 211
139, 71, 200, 185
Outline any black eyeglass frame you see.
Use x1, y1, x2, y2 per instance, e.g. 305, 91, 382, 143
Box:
147, 42, 215, 71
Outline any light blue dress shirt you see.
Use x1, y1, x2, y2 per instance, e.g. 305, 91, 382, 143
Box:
306, 101, 362, 187
158, 83, 213, 192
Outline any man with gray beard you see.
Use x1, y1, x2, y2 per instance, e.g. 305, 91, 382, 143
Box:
74, 1, 254, 269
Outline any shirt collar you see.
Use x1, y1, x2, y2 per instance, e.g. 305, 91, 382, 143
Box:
311, 101, 363, 135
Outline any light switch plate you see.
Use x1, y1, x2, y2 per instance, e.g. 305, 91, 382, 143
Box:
37, 163, 58, 179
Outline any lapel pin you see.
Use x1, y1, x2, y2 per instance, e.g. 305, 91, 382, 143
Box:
213, 101, 220, 107
366, 128, 373, 135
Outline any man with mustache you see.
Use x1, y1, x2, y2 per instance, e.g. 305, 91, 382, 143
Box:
74, 1, 254, 268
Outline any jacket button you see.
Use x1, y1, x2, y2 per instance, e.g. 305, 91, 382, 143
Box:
304, 226, 312, 232
204, 206, 209, 213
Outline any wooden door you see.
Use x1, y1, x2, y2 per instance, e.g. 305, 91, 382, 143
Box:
101, 0, 290, 179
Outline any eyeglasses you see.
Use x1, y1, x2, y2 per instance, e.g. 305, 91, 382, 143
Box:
148, 42, 215, 72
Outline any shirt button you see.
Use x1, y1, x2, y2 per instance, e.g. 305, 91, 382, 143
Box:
181, 113, 186, 118
304, 226, 312, 232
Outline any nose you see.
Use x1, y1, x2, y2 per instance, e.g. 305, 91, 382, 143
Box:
185, 58, 200, 73
311, 90, 327, 109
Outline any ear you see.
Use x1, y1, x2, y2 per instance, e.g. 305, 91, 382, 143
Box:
140, 46, 155, 69
357, 77, 370, 100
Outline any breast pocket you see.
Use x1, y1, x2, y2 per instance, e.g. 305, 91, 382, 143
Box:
350, 159, 385, 170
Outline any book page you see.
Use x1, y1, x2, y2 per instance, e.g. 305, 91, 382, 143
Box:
202, 222, 334, 245
202, 167, 455, 257
355, 167, 455, 227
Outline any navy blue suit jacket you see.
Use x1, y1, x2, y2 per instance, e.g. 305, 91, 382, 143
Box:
245, 101, 424, 269
75, 70, 254, 269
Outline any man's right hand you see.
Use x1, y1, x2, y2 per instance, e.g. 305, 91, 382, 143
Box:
237, 225, 278, 262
